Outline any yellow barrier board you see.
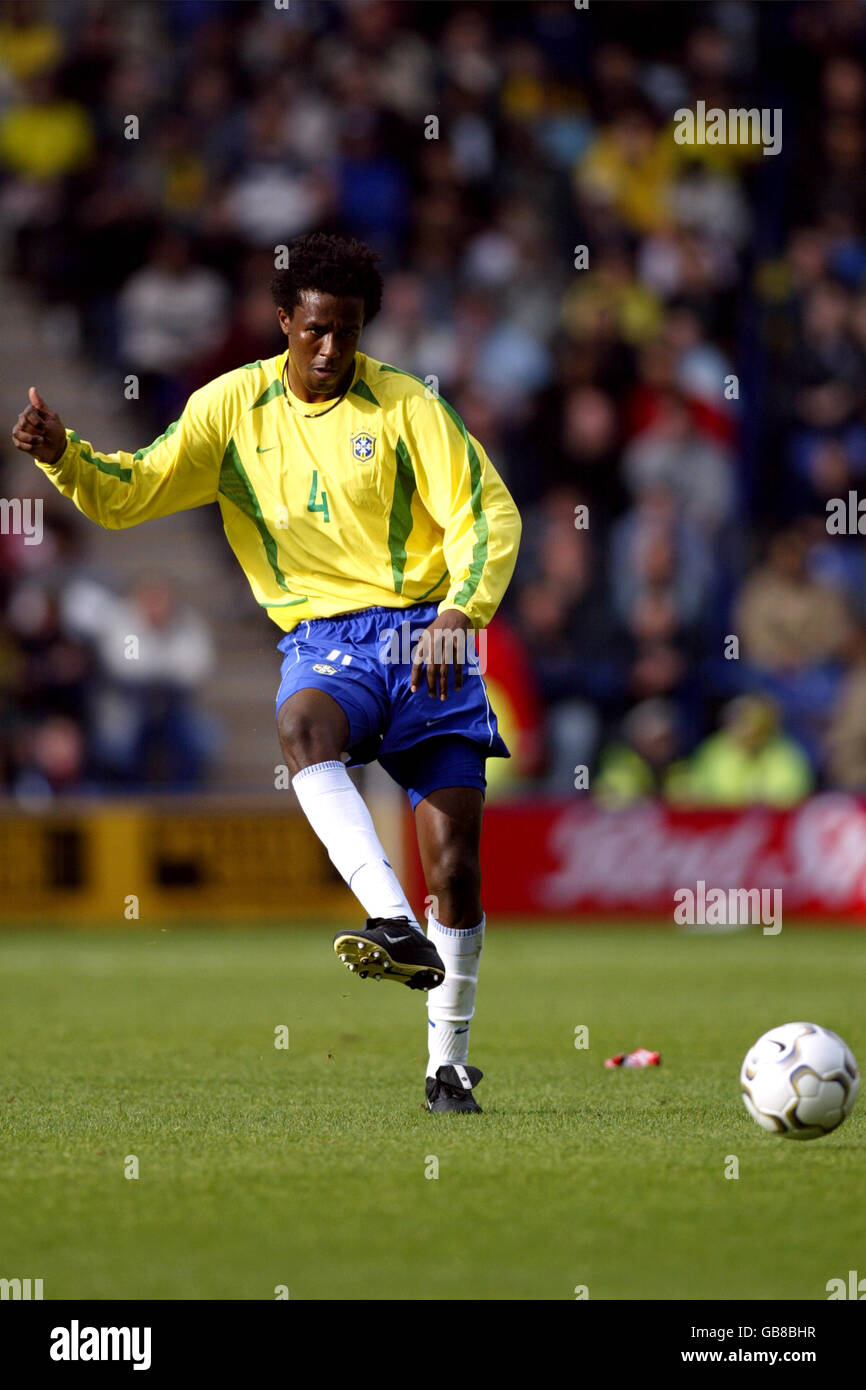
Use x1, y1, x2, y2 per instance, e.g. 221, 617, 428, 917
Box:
0, 801, 360, 925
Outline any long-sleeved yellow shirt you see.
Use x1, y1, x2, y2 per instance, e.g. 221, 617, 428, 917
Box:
33, 350, 522, 633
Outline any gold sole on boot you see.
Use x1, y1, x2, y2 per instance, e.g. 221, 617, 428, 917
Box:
333, 933, 444, 990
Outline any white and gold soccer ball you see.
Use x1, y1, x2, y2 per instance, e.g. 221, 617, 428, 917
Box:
740, 1022, 859, 1140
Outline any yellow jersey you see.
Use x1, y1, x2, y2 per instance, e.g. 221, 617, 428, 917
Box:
34, 350, 522, 633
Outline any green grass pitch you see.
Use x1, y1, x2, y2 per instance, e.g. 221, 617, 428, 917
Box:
0, 924, 863, 1300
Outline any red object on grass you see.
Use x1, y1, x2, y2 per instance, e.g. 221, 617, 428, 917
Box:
604, 1048, 661, 1069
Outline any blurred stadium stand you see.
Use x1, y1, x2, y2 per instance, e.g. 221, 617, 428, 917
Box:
3, 0, 866, 813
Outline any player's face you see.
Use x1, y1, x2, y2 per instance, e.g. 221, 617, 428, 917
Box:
278, 291, 365, 401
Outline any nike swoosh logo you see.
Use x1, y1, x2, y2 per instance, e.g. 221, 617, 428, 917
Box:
383, 931, 411, 944
256, 445, 277, 454
769, 1040, 785, 1051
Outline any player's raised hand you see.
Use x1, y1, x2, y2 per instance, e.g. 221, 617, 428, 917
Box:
410, 608, 472, 700
11, 387, 67, 465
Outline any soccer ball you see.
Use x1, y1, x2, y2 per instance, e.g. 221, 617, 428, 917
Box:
740, 1022, 859, 1140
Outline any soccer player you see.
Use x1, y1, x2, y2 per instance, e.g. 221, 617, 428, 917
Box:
12, 234, 522, 1114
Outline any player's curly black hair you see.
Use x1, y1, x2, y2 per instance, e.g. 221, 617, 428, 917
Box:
270, 233, 383, 324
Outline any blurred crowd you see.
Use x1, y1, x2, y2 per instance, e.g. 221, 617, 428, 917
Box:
0, 510, 215, 797
3, 0, 866, 803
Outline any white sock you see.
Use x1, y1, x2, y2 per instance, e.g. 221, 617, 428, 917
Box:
426, 913, 485, 1076
292, 760, 421, 931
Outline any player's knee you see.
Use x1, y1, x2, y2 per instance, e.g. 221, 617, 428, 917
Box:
277, 705, 343, 774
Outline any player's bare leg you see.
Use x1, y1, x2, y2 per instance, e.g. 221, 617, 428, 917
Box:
277, 687, 349, 775
414, 786, 486, 1112
278, 689, 445, 988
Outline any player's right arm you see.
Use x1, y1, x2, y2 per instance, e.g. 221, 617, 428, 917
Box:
12, 384, 223, 528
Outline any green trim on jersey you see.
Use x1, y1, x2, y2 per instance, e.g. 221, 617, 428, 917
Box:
218, 438, 290, 592
413, 569, 449, 601
68, 430, 132, 482
132, 419, 180, 463
379, 364, 489, 608
435, 395, 489, 609
349, 378, 380, 407
388, 436, 417, 593
250, 379, 283, 411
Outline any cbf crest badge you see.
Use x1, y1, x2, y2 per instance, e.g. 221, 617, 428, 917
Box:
350, 431, 376, 462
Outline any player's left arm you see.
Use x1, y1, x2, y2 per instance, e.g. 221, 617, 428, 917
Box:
406, 394, 522, 699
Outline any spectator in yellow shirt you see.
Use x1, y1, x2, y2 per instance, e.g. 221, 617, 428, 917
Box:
0, 71, 94, 181
673, 696, 813, 808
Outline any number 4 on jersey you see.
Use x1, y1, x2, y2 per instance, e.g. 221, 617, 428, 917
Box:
307, 469, 330, 523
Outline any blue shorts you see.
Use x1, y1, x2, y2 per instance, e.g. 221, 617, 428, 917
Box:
275, 602, 509, 809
